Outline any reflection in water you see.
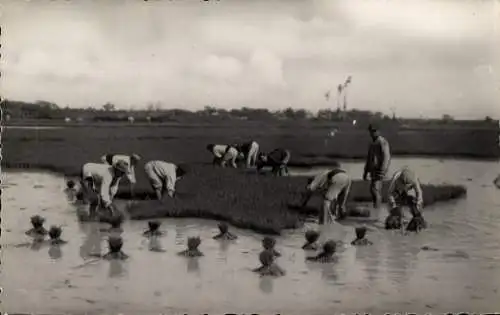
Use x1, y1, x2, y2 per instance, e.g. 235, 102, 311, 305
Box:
355, 244, 381, 283
259, 276, 274, 294
48, 245, 63, 260
305, 259, 339, 283
218, 239, 232, 252
175, 225, 186, 245
3, 160, 500, 313
148, 237, 166, 252
320, 263, 339, 282
384, 236, 417, 286
108, 260, 125, 278
79, 223, 103, 259
187, 257, 201, 273
30, 239, 45, 251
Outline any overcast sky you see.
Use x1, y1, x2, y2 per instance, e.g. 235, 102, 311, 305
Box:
1, 0, 499, 118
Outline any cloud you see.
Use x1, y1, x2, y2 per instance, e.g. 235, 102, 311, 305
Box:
1, 0, 499, 118
197, 55, 243, 81
248, 49, 285, 87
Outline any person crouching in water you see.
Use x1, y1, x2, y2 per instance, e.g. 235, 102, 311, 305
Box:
80, 160, 128, 220
256, 148, 291, 176
253, 250, 286, 277
386, 166, 427, 232
234, 140, 259, 168
101, 153, 141, 198
144, 160, 187, 201
206, 144, 239, 168
298, 161, 351, 224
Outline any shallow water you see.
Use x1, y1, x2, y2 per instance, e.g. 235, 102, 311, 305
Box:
1, 158, 500, 314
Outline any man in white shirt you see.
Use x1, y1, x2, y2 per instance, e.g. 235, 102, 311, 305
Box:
299, 161, 351, 224
101, 153, 141, 197
80, 160, 129, 219
386, 166, 425, 227
144, 160, 187, 201
234, 140, 260, 168
206, 144, 239, 168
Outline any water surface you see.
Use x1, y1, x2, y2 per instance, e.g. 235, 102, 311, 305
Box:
1, 158, 500, 314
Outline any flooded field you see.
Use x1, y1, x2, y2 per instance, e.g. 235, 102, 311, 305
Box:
1, 158, 500, 314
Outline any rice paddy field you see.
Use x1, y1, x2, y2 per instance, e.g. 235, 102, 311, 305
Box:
2, 122, 499, 314
1, 123, 471, 233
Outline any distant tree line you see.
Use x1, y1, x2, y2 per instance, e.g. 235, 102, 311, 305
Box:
1, 99, 498, 129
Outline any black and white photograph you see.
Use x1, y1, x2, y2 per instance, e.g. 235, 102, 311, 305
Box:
1, 0, 500, 314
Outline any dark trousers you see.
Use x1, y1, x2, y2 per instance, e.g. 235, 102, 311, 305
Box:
395, 193, 422, 218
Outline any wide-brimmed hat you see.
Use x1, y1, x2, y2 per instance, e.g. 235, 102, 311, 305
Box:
114, 160, 130, 173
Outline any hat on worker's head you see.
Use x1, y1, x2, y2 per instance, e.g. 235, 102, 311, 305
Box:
114, 160, 130, 173
368, 123, 379, 132
130, 154, 141, 162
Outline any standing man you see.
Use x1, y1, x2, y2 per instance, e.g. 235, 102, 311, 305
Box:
256, 148, 291, 176
299, 161, 351, 224
386, 166, 426, 228
101, 153, 141, 197
80, 160, 129, 219
206, 144, 239, 168
144, 160, 187, 201
234, 140, 260, 168
363, 123, 391, 211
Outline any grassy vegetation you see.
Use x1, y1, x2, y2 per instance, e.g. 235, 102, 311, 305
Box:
3, 123, 499, 166
124, 166, 466, 234
3, 124, 470, 234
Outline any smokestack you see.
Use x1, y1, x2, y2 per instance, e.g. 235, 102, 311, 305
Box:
337, 84, 343, 112
342, 76, 352, 111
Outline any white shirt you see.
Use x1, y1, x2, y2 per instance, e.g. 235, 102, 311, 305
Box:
387, 167, 423, 206
308, 171, 332, 192
144, 160, 178, 194
82, 163, 121, 207
213, 145, 239, 157
101, 154, 137, 184
307, 169, 347, 192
